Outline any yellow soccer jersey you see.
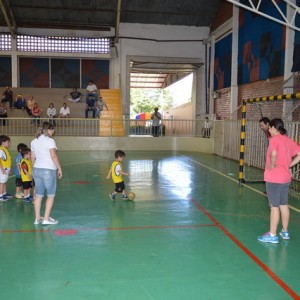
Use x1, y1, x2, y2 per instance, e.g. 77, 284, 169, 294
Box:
20, 158, 32, 182
111, 161, 123, 183
0, 146, 12, 169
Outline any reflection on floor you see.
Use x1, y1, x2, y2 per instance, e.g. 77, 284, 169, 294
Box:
1, 151, 300, 299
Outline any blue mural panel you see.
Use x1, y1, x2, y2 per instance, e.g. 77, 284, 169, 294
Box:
51, 59, 80, 88
19, 57, 49, 87
238, 0, 286, 84
82, 59, 109, 89
214, 34, 232, 90
0, 56, 12, 87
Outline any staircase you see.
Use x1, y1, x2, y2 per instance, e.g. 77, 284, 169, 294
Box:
99, 89, 125, 136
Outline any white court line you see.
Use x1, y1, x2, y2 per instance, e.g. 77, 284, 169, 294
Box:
183, 156, 300, 214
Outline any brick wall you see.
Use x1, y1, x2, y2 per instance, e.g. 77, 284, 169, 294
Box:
213, 87, 231, 120
214, 76, 293, 120
210, 2, 233, 32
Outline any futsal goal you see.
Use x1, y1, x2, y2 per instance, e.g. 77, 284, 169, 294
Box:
239, 92, 300, 197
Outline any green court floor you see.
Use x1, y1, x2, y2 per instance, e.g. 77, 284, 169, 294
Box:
1, 151, 300, 300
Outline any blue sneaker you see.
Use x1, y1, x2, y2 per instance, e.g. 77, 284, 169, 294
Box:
279, 229, 290, 240
122, 194, 128, 200
23, 197, 33, 203
109, 193, 116, 201
258, 232, 279, 244
3, 193, 13, 200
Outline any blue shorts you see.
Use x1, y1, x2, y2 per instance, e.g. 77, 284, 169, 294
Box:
32, 168, 57, 197
266, 182, 290, 207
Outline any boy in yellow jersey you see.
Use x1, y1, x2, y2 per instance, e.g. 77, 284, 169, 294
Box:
20, 147, 34, 203
0, 135, 13, 201
106, 150, 130, 201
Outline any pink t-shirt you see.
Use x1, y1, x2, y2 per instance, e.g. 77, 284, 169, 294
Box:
264, 134, 300, 183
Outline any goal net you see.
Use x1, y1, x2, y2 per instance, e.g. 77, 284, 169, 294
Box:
240, 93, 300, 189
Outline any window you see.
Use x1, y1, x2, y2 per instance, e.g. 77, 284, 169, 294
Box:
17, 35, 110, 54
0, 34, 11, 51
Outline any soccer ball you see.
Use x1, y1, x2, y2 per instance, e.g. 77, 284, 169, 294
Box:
15, 192, 24, 199
127, 192, 135, 201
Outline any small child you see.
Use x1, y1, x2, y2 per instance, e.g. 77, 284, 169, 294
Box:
0, 135, 13, 201
14, 143, 27, 199
106, 150, 130, 201
20, 147, 34, 203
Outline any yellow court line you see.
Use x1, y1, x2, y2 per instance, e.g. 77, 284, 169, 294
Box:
183, 156, 300, 214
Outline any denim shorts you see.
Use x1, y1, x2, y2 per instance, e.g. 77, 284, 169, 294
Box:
32, 168, 57, 197
266, 182, 290, 207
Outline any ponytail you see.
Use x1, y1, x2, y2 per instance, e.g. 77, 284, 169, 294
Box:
269, 118, 287, 135
35, 122, 54, 138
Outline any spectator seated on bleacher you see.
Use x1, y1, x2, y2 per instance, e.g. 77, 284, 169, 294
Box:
13, 94, 26, 109
95, 97, 109, 118
31, 103, 42, 126
86, 80, 99, 103
68, 88, 83, 103
59, 102, 71, 126
85, 94, 97, 118
47, 103, 57, 126
25, 95, 35, 116
1, 86, 13, 110
0, 103, 8, 126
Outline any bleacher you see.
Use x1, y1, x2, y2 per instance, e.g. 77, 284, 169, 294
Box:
1, 88, 124, 136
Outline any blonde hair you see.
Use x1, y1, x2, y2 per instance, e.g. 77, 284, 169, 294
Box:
36, 122, 54, 138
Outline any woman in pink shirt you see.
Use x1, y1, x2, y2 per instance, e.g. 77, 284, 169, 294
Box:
258, 118, 300, 244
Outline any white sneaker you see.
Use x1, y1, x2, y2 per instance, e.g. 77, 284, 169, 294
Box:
42, 217, 59, 225
34, 217, 44, 225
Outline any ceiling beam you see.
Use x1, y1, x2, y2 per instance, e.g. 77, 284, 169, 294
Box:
115, 0, 121, 44
0, 0, 16, 38
225, 0, 300, 32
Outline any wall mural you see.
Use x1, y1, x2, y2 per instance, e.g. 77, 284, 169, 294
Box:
214, 33, 232, 90
0, 56, 12, 87
19, 57, 49, 88
18, 58, 109, 89
51, 59, 80, 88
81, 59, 109, 89
238, 0, 285, 84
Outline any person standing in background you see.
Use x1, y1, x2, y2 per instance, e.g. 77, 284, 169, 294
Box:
259, 117, 271, 140
151, 107, 162, 137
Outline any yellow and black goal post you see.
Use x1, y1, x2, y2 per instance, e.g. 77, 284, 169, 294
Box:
239, 92, 300, 183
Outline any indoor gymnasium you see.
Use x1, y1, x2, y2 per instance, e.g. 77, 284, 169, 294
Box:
0, 1, 300, 299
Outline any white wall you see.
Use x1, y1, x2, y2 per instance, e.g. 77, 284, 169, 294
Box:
116, 23, 210, 116
1, 23, 210, 117
10, 136, 214, 153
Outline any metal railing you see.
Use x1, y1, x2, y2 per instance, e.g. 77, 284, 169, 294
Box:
0, 117, 213, 137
